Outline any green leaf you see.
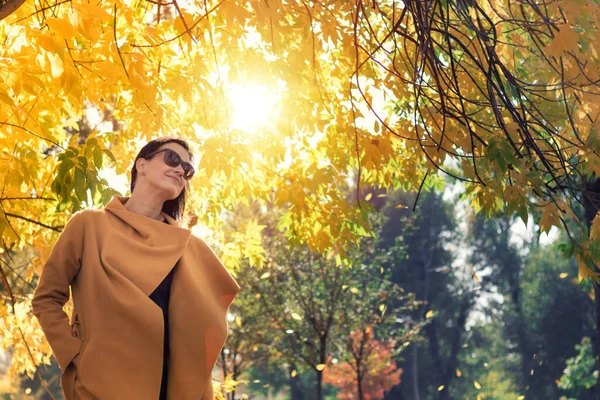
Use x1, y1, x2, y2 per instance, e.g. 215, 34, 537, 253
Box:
74, 167, 86, 201
93, 146, 103, 169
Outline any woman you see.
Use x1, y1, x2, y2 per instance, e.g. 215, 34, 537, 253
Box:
32, 137, 240, 400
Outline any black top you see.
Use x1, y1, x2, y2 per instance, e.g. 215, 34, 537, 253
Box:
149, 217, 175, 400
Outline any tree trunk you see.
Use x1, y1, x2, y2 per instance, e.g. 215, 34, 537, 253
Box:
0, 0, 27, 21
356, 363, 364, 400
232, 361, 238, 400
289, 363, 304, 400
412, 345, 421, 400
220, 352, 230, 400
583, 176, 600, 395
316, 369, 323, 400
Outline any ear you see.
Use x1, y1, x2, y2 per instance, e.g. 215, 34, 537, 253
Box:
135, 158, 146, 172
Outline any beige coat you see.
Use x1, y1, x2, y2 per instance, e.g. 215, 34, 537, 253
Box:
32, 195, 240, 400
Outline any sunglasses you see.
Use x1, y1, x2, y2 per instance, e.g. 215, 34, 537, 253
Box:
144, 148, 195, 180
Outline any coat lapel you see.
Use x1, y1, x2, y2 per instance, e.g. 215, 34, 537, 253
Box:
101, 195, 240, 399
103, 195, 192, 296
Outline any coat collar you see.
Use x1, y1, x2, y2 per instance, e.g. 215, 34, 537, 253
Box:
105, 195, 188, 230
103, 195, 193, 295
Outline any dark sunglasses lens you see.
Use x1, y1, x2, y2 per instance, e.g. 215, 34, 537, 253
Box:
165, 150, 194, 180
182, 164, 194, 179
164, 150, 181, 167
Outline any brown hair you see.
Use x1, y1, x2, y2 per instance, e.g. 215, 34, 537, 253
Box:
130, 137, 194, 222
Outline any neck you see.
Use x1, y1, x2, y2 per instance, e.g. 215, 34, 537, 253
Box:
123, 193, 165, 222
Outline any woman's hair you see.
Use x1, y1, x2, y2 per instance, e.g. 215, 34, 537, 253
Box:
130, 136, 194, 222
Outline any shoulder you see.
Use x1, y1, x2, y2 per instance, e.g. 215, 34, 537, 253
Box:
62, 208, 106, 231
188, 233, 213, 251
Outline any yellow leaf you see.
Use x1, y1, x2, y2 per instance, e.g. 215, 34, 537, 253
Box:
395, 204, 408, 209
350, 287, 359, 294
546, 25, 580, 57
316, 364, 326, 371
260, 272, 270, 279
291, 369, 297, 377
365, 193, 372, 201
291, 313, 302, 320
235, 316, 242, 328
517, 396, 525, 400
539, 206, 560, 234
46, 17, 76, 39
470, 264, 480, 282
73, 2, 112, 19
327, 249, 336, 260
437, 385, 445, 391
456, 369, 462, 377
474, 381, 482, 389
591, 212, 600, 241
576, 254, 597, 282
559, 273, 568, 279
47, 52, 64, 79
425, 310, 433, 319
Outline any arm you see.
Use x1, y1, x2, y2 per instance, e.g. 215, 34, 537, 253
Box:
32, 211, 85, 372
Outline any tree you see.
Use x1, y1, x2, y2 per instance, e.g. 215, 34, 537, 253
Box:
559, 337, 598, 399
323, 330, 402, 400
3, 0, 600, 390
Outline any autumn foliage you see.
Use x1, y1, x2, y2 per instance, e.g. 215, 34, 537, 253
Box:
323, 329, 402, 400
1, 0, 600, 392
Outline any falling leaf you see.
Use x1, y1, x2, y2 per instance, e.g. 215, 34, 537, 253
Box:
291, 369, 297, 377
470, 264, 480, 282
350, 287, 359, 294
517, 396, 525, 400
437, 385, 445, 391
260, 272, 271, 279
316, 364, 326, 371
365, 192, 372, 201
425, 310, 433, 319
559, 272, 568, 279
456, 369, 461, 377
291, 312, 302, 320
395, 204, 408, 209
474, 381, 482, 389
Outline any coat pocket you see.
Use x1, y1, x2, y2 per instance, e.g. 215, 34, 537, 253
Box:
71, 314, 85, 342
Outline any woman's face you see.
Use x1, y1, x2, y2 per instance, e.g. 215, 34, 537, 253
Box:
136, 143, 191, 199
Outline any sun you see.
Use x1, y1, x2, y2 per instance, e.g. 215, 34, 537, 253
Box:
226, 84, 278, 132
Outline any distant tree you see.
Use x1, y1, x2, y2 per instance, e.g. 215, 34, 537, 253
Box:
323, 329, 403, 400
558, 337, 597, 399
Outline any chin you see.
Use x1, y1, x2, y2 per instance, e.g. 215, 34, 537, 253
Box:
156, 183, 182, 200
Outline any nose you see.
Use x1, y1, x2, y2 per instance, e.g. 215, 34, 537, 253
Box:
173, 164, 184, 176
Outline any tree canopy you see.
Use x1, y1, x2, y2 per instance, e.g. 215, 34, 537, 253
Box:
2, 0, 600, 392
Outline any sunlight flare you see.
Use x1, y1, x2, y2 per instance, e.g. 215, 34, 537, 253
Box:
226, 84, 278, 132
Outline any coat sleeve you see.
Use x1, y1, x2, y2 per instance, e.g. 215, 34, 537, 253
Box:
32, 211, 85, 372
